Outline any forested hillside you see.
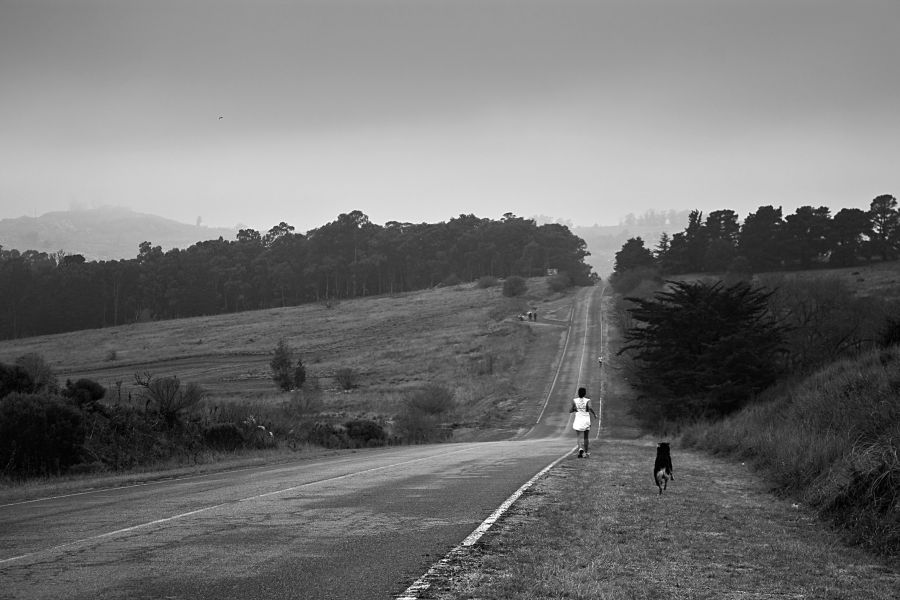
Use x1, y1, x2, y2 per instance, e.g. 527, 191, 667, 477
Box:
610, 195, 898, 283
0, 210, 593, 340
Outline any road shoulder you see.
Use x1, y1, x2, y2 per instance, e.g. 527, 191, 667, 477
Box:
421, 438, 900, 599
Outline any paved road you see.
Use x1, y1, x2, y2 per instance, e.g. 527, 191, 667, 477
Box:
1, 285, 606, 600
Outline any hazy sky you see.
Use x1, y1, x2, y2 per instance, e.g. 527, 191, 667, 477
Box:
2, 0, 898, 232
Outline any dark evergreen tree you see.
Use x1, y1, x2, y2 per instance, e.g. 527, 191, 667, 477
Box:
621, 280, 787, 423
868, 194, 899, 260
828, 208, 871, 267
783, 205, 832, 269
613, 237, 655, 274
738, 205, 785, 271
702, 210, 739, 271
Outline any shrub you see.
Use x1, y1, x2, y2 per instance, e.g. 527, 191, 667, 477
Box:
334, 367, 358, 390
440, 273, 462, 287
547, 272, 572, 292
763, 276, 891, 374
203, 422, 246, 451
0, 363, 34, 399
80, 405, 161, 470
294, 360, 307, 389
0, 392, 85, 477
395, 385, 455, 444
308, 421, 349, 449
476, 276, 499, 289
344, 419, 387, 447
271, 338, 306, 392
609, 266, 661, 295
271, 340, 289, 390
133, 372, 204, 428
879, 316, 900, 349
239, 414, 276, 449
502, 276, 527, 297
63, 378, 107, 409
408, 384, 454, 414
14, 353, 59, 394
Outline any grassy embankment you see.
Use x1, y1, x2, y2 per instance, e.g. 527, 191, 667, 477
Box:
427, 439, 900, 599
0, 277, 572, 499
669, 262, 900, 556
419, 263, 900, 598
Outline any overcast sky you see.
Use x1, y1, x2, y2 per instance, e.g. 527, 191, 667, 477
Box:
1, 0, 897, 232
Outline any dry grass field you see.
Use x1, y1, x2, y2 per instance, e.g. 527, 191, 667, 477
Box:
762, 261, 900, 298
673, 260, 900, 299
0, 278, 574, 438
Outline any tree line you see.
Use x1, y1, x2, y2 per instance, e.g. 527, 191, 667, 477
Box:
609, 194, 900, 426
0, 210, 593, 340
612, 194, 898, 279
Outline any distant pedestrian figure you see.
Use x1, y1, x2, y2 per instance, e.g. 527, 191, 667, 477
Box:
570, 387, 598, 457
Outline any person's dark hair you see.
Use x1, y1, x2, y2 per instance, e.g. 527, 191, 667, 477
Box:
578, 387, 587, 398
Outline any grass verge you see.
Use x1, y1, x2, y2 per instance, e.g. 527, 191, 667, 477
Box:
680, 345, 900, 557
425, 438, 900, 599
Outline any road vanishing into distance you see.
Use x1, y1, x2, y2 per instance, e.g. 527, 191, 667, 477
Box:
1, 285, 607, 600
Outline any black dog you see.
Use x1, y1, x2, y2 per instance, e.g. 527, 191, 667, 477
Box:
654, 442, 674, 495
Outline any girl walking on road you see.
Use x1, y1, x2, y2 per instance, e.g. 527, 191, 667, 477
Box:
570, 387, 598, 458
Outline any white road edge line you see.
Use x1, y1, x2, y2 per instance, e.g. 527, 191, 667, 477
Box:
395, 448, 572, 600
0, 446, 478, 567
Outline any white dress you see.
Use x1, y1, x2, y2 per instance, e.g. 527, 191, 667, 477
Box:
572, 397, 591, 432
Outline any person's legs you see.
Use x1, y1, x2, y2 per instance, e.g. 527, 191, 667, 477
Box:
583, 430, 590, 454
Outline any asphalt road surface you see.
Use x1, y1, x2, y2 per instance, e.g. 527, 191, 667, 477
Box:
1, 285, 607, 600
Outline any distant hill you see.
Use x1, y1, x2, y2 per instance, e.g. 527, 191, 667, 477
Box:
573, 223, 682, 279
570, 211, 692, 278
0, 207, 237, 260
